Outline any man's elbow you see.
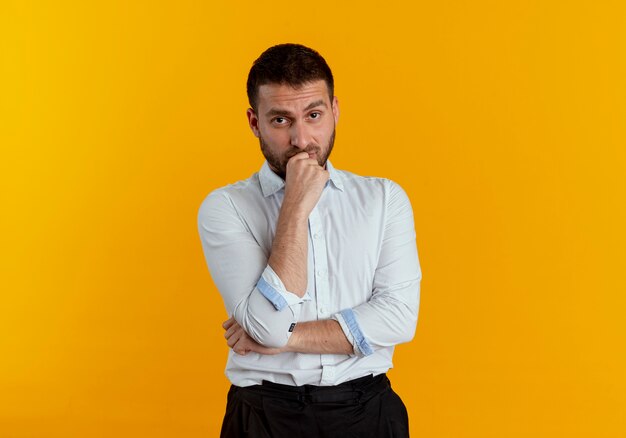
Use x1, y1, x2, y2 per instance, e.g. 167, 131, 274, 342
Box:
231, 291, 295, 349
236, 312, 291, 349
249, 328, 290, 349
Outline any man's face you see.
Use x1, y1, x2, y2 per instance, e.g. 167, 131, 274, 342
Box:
246, 80, 339, 179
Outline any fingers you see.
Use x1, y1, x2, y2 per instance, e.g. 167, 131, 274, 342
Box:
223, 323, 239, 340
222, 317, 236, 330
289, 151, 310, 161
222, 318, 265, 356
233, 348, 249, 356
287, 151, 324, 168
232, 332, 251, 356
285, 154, 329, 182
226, 325, 243, 348
233, 341, 250, 356
223, 318, 245, 351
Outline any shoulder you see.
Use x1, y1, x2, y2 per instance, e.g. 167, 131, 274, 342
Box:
335, 168, 411, 203
197, 172, 261, 219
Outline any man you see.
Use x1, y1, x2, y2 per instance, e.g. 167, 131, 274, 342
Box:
197, 43, 422, 437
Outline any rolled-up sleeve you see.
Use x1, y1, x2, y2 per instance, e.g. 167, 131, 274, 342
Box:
332, 180, 421, 356
198, 190, 311, 348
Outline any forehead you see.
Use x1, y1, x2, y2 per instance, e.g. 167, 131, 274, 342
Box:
256, 80, 330, 112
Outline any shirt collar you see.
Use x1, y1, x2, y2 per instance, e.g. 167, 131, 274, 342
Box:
259, 159, 345, 198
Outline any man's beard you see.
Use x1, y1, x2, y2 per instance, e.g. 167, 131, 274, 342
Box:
259, 129, 336, 180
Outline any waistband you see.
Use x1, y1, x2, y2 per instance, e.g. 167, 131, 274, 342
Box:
238, 373, 389, 404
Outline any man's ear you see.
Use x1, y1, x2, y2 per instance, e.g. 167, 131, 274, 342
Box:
246, 108, 260, 138
332, 96, 340, 125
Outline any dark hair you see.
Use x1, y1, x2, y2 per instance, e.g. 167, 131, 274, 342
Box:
246, 43, 334, 112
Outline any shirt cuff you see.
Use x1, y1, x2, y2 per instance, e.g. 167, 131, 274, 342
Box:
256, 265, 312, 311
332, 309, 374, 357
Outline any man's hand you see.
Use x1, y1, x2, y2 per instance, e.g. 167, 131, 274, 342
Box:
283, 152, 329, 218
222, 317, 283, 356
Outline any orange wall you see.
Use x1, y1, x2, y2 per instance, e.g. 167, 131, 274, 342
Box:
1, 1, 625, 436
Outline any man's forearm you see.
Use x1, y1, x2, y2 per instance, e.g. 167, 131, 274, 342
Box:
222, 317, 354, 356
284, 319, 353, 355
268, 200, 309, 297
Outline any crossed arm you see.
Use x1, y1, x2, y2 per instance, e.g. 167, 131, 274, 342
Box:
222, 317, 352, 356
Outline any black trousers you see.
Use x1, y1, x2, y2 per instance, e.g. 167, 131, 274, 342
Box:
220, 373, 409, 437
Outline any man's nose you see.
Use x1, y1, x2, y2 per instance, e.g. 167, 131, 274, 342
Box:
289, 122, 311, 149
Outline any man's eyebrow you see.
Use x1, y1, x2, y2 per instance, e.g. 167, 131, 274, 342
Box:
265, 100, 328, 118
303, 99, 328, 111
265, 108, 293, 117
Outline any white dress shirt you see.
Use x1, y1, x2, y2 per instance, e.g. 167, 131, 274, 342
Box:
197, 160, 421, 387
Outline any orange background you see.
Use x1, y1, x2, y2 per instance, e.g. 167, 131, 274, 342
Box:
1, 1, 625, 436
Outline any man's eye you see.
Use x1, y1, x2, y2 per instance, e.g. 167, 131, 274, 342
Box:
309, 112, 321, 119
273, 117, 287, 124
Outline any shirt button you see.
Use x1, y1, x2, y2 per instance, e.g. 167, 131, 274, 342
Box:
317, 269, 326, 276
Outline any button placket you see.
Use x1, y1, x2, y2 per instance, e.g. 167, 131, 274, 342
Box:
309, 210, 329, 320
309, 208, 335, 371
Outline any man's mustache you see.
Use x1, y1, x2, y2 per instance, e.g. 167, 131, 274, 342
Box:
286, 146, 321, 159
